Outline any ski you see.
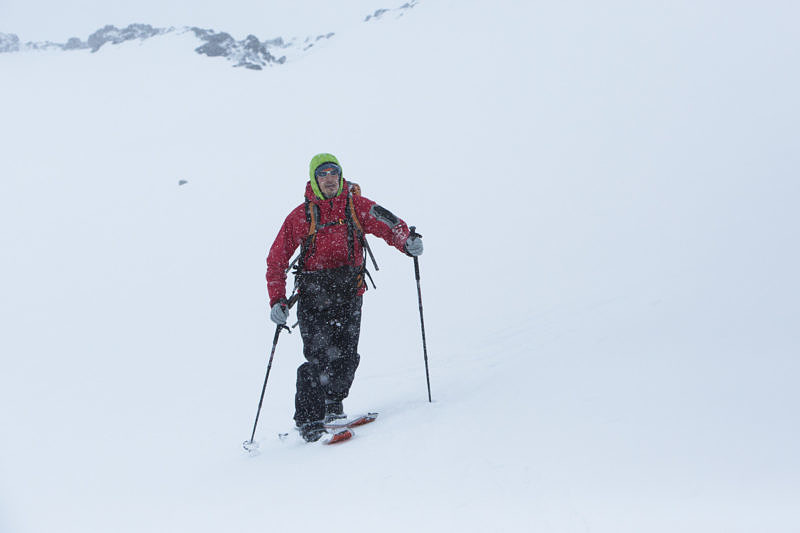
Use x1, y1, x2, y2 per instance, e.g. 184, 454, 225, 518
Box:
277, 427, 356, 445
321, 428, 353, 445
275, 412, 377, 445
324, 412, 379, 430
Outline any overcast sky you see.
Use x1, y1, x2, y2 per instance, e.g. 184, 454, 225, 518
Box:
1, 0, 390, 41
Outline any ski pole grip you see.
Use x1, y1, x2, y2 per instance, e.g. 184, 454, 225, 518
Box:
409, 226, 421, 280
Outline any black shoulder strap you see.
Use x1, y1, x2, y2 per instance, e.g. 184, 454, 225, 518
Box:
297, 198, 318, 273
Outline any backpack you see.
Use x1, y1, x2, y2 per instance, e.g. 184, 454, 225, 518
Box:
290, 182, 378, 293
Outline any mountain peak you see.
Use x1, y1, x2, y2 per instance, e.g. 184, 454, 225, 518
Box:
0, 1, 418, 70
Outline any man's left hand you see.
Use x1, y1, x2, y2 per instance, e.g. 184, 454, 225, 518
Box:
405, 235, 424, 256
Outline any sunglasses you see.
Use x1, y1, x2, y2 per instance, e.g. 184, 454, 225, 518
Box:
315, 165, 341, 178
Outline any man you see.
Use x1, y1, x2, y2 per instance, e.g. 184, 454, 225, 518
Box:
266, 153, 423, 442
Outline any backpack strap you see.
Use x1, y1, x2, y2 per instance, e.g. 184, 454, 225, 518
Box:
296, 198, 316, 273
347, 194, 364, 235
344, 192, 378, 289
348, 190, 380, 277
344, 193, 359, 266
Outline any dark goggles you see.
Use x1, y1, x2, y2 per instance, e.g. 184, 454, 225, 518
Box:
315, 164, 341, 178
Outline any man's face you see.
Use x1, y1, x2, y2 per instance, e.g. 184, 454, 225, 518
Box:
315, 165, 341, 198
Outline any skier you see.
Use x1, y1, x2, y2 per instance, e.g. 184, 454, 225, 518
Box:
266, 153, 423, 442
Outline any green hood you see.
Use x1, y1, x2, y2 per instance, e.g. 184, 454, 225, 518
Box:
309, 152, 343, 200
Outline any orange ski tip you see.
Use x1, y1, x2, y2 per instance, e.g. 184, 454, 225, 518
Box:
324, 429, 353, 445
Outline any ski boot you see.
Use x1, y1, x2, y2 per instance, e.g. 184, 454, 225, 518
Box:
324, 400, 347, 423
298, 421, 326, 443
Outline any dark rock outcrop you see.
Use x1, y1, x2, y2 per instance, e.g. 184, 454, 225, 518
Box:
365, 1, 418, 22
191, 28, 286, 70
87, 24, 166, 52
0, 33, 20, 53
63, 37, 89, 50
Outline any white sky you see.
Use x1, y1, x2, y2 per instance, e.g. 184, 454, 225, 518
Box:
1, 0, 391, 41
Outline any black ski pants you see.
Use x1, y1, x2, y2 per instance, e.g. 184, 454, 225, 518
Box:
294, 268, 363, 426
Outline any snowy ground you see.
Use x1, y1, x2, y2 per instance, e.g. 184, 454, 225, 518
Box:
1, 2, 799, 532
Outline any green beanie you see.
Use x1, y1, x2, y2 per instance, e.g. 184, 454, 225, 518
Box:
309, 152, 344, 200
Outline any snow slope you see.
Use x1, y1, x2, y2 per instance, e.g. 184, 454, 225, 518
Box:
1, 2, 799, 532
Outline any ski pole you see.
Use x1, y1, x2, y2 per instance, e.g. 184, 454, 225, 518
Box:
363, 236, 380, 272
243, 293, 298, 452
409, 226, 432, 402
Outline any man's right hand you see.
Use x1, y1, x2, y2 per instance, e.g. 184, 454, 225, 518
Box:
270, 300, 289, 325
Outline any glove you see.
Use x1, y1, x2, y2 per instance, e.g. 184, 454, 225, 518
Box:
404, 235, 424, 256
270, 300, 289, 325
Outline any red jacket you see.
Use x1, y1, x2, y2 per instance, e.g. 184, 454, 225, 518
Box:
266, 180, 410, 307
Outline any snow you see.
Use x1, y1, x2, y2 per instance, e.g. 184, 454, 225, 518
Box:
1, 1, 799, 532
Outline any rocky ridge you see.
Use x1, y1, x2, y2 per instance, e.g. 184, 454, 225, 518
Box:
0, 1, 417, 70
